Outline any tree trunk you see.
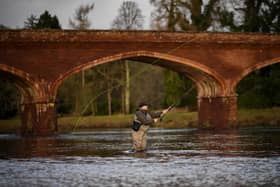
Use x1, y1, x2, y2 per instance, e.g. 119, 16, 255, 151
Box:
91, 101, 95, 116
81, 70, 85, 88
121, 62, 125, 114
75, 95, 79, 115
121, 87, 125, 114
94, 101, 98, 115
79, 70, 85, 115
125, 60, 130, 114
107, 81, 112, 116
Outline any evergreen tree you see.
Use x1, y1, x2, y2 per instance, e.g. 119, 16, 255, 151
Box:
24, 11, 61, 29
36, 11, 61, 29
0, 24, 9, 30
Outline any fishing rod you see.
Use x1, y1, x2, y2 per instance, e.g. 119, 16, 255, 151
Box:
159, 104, 176, 121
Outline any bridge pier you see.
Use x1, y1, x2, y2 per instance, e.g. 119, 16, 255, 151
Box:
20, 101, 57, 136
198, 95, 237, 129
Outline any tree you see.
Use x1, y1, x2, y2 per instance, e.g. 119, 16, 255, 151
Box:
69, 3, 94, 30
24, 11, 61, 29
150, 0, 219, 31
179, 0, 219, 31
37, 11, 61, 29
112, 1, 144, 114
93, 62, 124, 115
150, 0, 181, 31
0, 24, 10, 30
112, 1, 144, 30
0, 79, 20, 119
69, 3, 94, 90
24, 14, 38, 29
218, 0, 280, 33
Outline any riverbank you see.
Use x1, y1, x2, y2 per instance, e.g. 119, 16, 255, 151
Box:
0, 107, 280, 133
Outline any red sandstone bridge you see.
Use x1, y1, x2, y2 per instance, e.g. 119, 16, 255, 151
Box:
0, 30, 280, 135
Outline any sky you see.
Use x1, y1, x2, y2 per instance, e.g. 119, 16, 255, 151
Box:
0, 0, 153, 29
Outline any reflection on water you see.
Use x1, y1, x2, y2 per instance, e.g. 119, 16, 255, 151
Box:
0, 127, 280, 186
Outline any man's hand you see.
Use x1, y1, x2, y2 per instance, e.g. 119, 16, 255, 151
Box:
162, 108, 169, 115
154, 118, 159, 123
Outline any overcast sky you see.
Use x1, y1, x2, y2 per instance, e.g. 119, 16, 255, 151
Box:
0, 0, 153, 29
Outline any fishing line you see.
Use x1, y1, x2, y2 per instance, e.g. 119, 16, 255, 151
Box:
158, 83, 196, 122
71, 36, 199, 132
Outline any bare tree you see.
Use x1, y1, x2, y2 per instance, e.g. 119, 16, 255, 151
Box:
69, 3, 94, 114
112, 1, 144, 30
93, 62, 123, 116
69, 3, 94, 30
24, 14, 38, 29
112, 1, 144, 114
69, 3, 94, 90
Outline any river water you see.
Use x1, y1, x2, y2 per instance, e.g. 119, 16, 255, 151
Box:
0, 127, 280, 187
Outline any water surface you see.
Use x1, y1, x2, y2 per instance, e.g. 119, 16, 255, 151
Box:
0, 127, 280, 186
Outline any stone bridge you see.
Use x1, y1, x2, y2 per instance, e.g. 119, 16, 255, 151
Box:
0, 30, 280, 135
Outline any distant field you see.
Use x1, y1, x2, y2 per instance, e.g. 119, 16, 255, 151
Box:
0, 107, 280, 133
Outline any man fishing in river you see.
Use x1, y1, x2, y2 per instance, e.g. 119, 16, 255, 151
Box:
131, 102, 171, 152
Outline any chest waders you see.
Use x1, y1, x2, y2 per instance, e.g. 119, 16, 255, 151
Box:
132, 112, 152, 151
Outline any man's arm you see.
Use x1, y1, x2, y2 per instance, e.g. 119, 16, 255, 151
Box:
149, 111, 163, 118
150, 108, 170, 118
150, 108, 170, 123
135, 111, 154, 125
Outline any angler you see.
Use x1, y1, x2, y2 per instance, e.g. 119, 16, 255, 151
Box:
131, 102, 169, 152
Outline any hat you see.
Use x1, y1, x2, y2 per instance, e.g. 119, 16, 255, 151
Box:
138, 102, 150, 108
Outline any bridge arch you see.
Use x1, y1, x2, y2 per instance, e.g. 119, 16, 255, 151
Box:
52, 51, 226, 98
0, 64, 41, 134
0, 64, 38, 100
232, 57, 280, 92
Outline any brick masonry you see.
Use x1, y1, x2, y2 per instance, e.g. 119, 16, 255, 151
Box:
0, 30, 280, 135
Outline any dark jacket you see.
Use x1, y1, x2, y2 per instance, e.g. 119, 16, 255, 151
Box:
134, 109, 162, 126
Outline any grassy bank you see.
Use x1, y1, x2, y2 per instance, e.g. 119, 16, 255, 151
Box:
58, 114, 134, 132
237, 107, 280, 126
0, 107, 280, 133
58, 109, 198, 132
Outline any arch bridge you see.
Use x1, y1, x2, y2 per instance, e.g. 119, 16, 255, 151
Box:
0, 30, 280, 135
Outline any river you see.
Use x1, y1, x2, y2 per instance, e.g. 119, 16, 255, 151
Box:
0, 127, 280, 186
